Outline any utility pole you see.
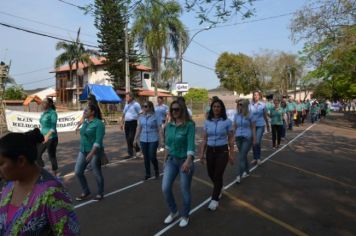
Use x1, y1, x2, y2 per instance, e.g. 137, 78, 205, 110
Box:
124, 19, 130, 94
178, 26, 212, 96
0, 61, 10, 134
178, 39, 183, 96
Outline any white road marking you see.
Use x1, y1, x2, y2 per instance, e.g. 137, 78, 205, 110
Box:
153, 124, 315, 236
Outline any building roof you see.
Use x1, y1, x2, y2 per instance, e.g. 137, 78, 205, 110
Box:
137, 90, 172, 97
53, 57, 151, 73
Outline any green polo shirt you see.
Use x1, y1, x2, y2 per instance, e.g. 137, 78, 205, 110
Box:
287, 102, 296, 112
296, 103, 303, 112
270, 107, 285, 125
40, 108, 58, 139
80, 118, 105, 153
165, 120, 195, 159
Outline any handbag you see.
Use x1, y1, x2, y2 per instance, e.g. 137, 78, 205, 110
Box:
100, 147, 109, 166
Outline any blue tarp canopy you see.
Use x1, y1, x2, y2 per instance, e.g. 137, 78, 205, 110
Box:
80, 84, 121, 103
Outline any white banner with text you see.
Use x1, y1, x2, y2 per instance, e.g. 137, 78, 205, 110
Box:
5, 109, 83, 133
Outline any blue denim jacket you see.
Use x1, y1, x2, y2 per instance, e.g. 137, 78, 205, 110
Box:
234, 113, 255, 138
204, 118, 232, 146
138, 113, 162, 142
249, 101, 266, 127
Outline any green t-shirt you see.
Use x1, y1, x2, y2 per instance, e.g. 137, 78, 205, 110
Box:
270, 107, 285, 125
40, 108, 58, 139
287, 102, 296, 112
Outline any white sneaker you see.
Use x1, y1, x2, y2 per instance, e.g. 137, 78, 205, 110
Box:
257, 160, 262, 166
242, 172, 249, 178
136, 151, 143, 158
236, 176, 241, 184
159, 147, 165, 152
179, 217, 189, 227
208, 200, 219, 211
164, 212, 179, 224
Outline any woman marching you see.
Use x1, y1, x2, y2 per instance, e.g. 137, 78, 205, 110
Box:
269, 99, 287, 149
249, 91, 269, 166
37, 98, 59, 176
134, 101, 164, 180
162, 100, 195, 228
75, 104, 106, 201
234, 99, 256, 183
199, 98, 234, 211
0, 128, 80, 235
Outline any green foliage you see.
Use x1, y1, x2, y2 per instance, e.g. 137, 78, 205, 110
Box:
132, 0, 188, 93
183, 88, 209, 102
4, 85, 26, 100
312, 81, 333, 99
185, 0, 256, 24
55, 29, 98, 81
291, 0, 356, 99
93, 0, 141, 88
215, 52, 258, 94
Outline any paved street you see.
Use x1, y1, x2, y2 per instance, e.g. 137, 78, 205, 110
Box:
42, 113, 356, 236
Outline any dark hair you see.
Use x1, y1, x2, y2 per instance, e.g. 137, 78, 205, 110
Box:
46, 97, 56, 110
88, 104, 102, 120
0, 128, 44, 164
126, 92, 135, 99
88, 94, 98, 106
144, 101, 155, 113
212, 96, 219, 101
208, 99, 227, 120
176, 96, 186, 104
169, 100, 191, 123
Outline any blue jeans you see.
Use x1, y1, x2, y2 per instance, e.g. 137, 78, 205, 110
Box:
288, 112, 294, 130
253, 126, 264, 160
140, 141, 159, 177
162, 157, 194, 218
281, 121, 286, 138
236, 137, 252, 176
75, 151, 104, 196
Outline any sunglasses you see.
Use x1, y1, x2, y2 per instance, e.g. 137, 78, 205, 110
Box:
237, 103, 243, 106
171, 107, 180, 112
143, 105, 148, 108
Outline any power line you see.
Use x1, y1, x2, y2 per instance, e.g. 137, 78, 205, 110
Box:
0, 11, 97, 39
182, 58, 215, 71
11, 66, 53, 77
0, 22, 100, 48
191, 40, 220, 55
19, 77, 54, 86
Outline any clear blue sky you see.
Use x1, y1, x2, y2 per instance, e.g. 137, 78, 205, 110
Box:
0, 0, 309, 90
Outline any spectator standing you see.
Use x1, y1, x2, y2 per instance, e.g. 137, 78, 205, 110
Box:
120, 92, 141, 159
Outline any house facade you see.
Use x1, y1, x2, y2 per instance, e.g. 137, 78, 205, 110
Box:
54, 57, 153, 104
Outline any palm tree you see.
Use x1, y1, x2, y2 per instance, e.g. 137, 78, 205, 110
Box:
132, 0, 189, 96
161, 59, 180, 89
55, 28, 98, 107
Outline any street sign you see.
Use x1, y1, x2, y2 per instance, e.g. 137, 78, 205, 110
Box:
176, 82, 189, 92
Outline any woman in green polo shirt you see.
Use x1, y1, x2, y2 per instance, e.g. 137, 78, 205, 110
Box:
37, 98, 58, 176
75, 104, 105, 201
162, 100, 195, 228
269, 99, 286, 149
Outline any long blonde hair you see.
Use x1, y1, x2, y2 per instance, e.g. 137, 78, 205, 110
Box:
237, 99, 250, 118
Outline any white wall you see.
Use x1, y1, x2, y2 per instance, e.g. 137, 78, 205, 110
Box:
88, 66, 112, 86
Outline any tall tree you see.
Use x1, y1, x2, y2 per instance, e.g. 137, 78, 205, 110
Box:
290, 0, 356, 100
271, 52, 303, 96
55, 28, 97, 105
215, 52, 258, 94
132, 0, 189, 96
94, 0, 126, 88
